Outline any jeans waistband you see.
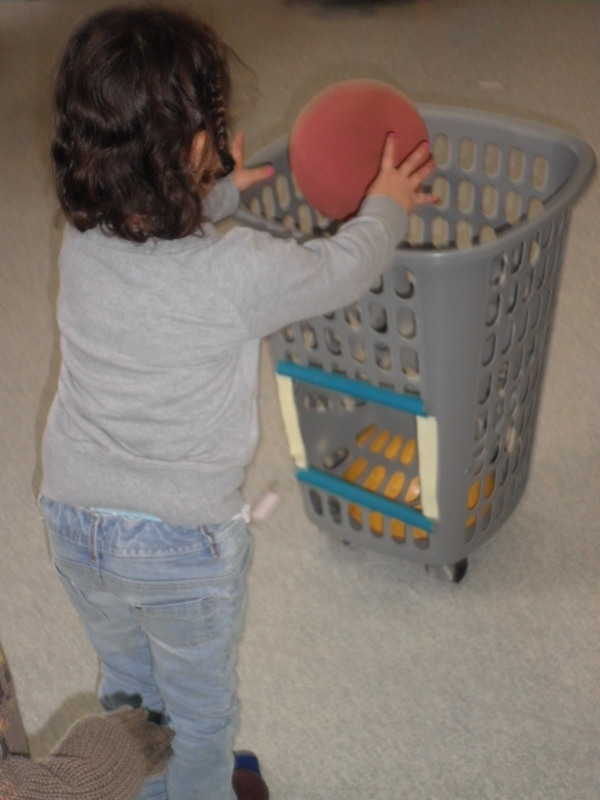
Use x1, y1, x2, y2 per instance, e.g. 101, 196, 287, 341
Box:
88, 504, 252, 525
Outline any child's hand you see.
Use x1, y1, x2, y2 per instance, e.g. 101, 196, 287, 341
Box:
366, 135, 438, 214
230, 132, 274, 192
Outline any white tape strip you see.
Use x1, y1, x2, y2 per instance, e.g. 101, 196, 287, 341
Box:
275, 373, 307, 470
417, 415, 439, 520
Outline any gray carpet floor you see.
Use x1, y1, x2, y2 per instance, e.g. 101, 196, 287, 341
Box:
1, 0, 599, 798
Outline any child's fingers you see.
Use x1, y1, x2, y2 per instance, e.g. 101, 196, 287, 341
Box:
413, 191, 440, 207
409, 156, 436, 186
400, 141, 433, 175
379, 132, 398, 171
251, 164, 276, 183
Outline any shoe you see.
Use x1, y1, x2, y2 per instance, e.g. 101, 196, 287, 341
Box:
232, 751, 269, 800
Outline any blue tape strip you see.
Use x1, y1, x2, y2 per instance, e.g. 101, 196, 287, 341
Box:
296, 466, 433, 533
275, 361, 426, 417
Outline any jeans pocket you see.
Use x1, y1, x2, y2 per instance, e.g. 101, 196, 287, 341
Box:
132, 595, 216, 648
52, 559, 109, 623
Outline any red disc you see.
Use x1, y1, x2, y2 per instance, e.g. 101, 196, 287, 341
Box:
289, 79, 428, 220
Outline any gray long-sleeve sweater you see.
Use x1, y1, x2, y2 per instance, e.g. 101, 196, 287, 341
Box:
41, 177, 407, 525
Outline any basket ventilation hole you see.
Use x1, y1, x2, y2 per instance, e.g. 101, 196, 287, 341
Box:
369, 275, 384, 295
497, 360, 509, 391
401, 348, 419, 379
482, 184, 500, 219
528, 238, 541, 266
344, 304, 361, 330
350, 336, 366, 363
478, 374, 492, 404
412, 528, 429, 545
512, 242, 525, 271
348, 504, 362, 530
404, 476, 421, 505
390, 519, 406, 542
324, 327, 342, 355
406, 214, 424, 246
467, 481, 480, 510
298, 204, 313, 234
490, 253, 508, 286
432, 176, 450, 208
486, 292, 500, 326
383, 472, 405, 500
456, 220, 474, 250
275, 174, 290, 210
465, 515, 477, 542
516, 311, 528, 342
507, 282, 518, 313
397, 307, 417, 339
531, 155, 549, 191
300, 322, 317, 350
505, 191, 523, 224
374, 343, 392, 371
343, 457, 368, 483
474, 414, 487, 442
457, 180, 475, 214
384, 435, 403, 460
458, 137, 476, 171
323, 447, 349, 470
482, 334, 495, 366
522, 269, 534, 303
383, 471, 405, 498
363, 464, 385, 492
249, 197, 261, 217
369, 303, 387, 332
309, 489, 323, 516
400, 439, 416, 465
507, 148, 526, 183
261, 186, 276, 219
481, 504, 492, 531
483, 142, 501, 177
527, 197, 544, 219
431, 216, 450, 248
369, 512, 384, 537
301, 391, 329, 412
368, 431, 389, 455
500, 321, 513, 354
394, 269, 415, 299
432, 133, 451, 168
479, 225, 497, 245
328, 497, 342, 524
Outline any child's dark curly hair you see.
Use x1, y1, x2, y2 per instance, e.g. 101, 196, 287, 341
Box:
51, 5, 234, 242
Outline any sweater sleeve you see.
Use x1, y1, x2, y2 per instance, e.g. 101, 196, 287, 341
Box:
202, 176, 240, 223
223, 194, 408, 339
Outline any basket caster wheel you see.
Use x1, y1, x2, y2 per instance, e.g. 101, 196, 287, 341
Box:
425, 558, 468, 584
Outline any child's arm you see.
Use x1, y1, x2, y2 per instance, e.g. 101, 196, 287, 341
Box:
220, 130, 438, 339
229, 131, 274, 192
203, 133, 273, 224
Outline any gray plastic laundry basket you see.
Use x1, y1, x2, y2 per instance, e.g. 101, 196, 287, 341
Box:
236, 105, 595, 580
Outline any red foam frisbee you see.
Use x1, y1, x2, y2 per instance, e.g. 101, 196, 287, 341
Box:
289, 79, 428, 220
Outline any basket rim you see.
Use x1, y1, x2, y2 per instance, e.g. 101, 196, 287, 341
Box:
240, 105, 596, 263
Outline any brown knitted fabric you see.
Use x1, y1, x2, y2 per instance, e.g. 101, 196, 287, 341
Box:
0, 646, 29, 759
0, 646, 173, 800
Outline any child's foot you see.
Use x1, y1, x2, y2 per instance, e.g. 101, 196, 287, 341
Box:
233, 751, 269, 800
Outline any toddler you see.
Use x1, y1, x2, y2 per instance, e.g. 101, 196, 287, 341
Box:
39, 5, 437, 800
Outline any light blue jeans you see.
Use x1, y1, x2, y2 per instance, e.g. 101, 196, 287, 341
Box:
38, 496, 253, 800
